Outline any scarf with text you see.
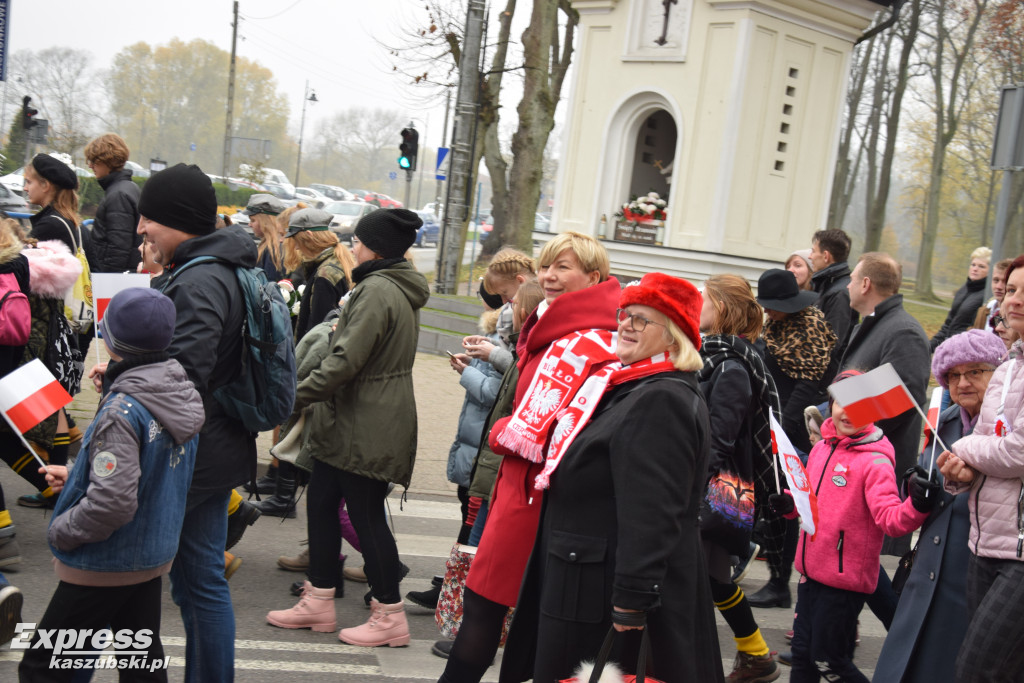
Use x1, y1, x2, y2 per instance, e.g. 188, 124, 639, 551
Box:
496, 329, 618, 465
533, 353, 677, 490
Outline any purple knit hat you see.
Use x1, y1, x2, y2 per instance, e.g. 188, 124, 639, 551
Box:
931, 329, 1007, 389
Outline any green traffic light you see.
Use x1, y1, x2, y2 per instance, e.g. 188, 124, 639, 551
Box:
398, 156, 411, 169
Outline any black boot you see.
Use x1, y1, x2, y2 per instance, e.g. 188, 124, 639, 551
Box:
746, 578, 792, 608
244, 463, 278, 495
406, 579, 442, 609
225, 500, 261, 550
253, 467, 296, 518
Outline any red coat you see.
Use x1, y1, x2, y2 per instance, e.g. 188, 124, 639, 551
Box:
466, 278, 620, 606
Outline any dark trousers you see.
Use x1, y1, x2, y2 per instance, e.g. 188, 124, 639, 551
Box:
19, 577, 166, 683
956, 554, 1024, 682
790, 578, 869, 683
307, 460, 401, 603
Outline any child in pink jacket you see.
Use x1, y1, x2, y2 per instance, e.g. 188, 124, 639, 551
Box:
771, 370, 940, 682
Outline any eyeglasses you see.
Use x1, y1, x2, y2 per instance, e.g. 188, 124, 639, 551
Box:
946, 368, 995, 384
616, 308, 666, 332
994, 315, 1006, 328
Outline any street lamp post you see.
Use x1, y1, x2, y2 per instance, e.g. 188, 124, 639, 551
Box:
295, 80, 318, 188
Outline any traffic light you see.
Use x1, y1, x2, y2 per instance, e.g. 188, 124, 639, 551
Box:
399, 127, 419, 171
21, 96, 38, 130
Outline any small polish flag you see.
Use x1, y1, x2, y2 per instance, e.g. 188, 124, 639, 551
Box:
0, 360, 74, 433
923, 386, 943, 447
828, 363, 915, 427
770, 414, 818, 536
92, 273, 152, 324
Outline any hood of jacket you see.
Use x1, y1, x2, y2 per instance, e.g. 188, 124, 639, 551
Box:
22, 239, 82, 298
98, 168, 135, 191
166, 223, 257, 272
811, 261, 851, 292
0, 242, 22, 267
820, 418, 887, 458
362, 261, 429, 311
520, 277, 621, 357
108, 359, 205, 445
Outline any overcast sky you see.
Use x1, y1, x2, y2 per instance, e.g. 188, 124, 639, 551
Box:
7, 0, 455, 148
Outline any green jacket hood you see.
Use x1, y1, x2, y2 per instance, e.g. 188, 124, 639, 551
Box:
364, 262, 430, 311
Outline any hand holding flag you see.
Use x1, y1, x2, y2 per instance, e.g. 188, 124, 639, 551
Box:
770, 413, 818, 536
0, 359, 75, 470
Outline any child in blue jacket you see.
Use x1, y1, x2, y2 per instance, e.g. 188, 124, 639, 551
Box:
19, 288, 204, 681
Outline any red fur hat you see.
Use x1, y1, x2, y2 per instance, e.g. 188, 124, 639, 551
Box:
619, 272, 702, 351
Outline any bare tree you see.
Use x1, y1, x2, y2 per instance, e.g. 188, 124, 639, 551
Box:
913, 0, 990, 300
12, 48, 98, 158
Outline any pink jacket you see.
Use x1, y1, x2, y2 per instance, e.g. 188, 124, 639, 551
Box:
795, 419, 928, 594
948, 345, 1024, 561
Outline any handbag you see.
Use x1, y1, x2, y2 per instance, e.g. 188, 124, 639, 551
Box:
699, 470, 756, 556
892, 543, 918, 598
435, 542, 514, 643
56, 217, 94, 334
560, 627, 664, 683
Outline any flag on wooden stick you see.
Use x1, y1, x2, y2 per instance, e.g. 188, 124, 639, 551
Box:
770, 414, 818, 536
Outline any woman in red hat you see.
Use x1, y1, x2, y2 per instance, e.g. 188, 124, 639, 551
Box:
500, 272, 724, 683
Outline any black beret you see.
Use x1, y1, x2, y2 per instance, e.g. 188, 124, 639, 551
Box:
31, 154, 78, 191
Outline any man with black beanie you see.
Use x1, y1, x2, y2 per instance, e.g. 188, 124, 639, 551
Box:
94, 163, 258, 682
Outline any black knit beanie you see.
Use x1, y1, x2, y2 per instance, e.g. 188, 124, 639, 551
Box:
354, 209, 421, 259
138, 163, 217, 235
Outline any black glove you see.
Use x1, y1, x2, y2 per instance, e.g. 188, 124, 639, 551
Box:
907, 465, 941, 513
769, 493, 795, 516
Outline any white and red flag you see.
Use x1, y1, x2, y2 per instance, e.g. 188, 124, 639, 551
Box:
0, 359, 73, 433
828, 363, 915, 427
922, 386, 943, 448
92, 273, 151, 323
770, 414, 818, 537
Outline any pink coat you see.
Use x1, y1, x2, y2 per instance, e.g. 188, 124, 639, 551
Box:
948, 345, 1024, 561
795, 419, 928, 594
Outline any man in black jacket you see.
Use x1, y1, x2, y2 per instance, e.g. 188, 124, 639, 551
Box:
809, 229, 859, 389
137, 164, 257, 682
83, 134, 142, 273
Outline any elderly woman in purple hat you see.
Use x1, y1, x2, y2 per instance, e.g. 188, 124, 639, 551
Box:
874, 329, 1007, 683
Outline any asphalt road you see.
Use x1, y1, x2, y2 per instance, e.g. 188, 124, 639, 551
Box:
0, 349, 900, 681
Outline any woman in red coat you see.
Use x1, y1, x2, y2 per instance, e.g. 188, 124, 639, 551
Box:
438, 232, 620, 683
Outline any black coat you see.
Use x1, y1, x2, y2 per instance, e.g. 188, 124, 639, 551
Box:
152, 225, 258, 493
929, 277, 986, 352
500, 373, 724, 683
841, 294, 931, 555
874, 405, 970, 683
812, 261, 858, 387
29, 205, 78, 253
90, 169, 141, 273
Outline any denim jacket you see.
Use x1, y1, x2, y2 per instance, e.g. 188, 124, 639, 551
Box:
49, 358, 204, 576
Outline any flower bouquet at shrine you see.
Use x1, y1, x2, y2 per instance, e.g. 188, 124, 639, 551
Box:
614, 192, 667, 225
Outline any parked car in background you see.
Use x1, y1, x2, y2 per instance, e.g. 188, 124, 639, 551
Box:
374, 193, 403, 209
239, 165, 295, 196
0, 169, 24, 197
0, 182, 28, 214
124, 160, 151, 179
294, 187, 330, 208
309, 184, 354, 202
534, 213, 551, 232
348, 189, 378, 205
263, 182, 298, 204
324, 201, 377, 243
413, 210, 440, 247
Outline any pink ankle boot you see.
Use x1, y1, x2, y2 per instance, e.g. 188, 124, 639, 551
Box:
266, 581, 337, 632
338, 598, 410, 647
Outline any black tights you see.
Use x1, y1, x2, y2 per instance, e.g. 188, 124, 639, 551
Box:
439, 587, 507, 683
306, 460, 401, 603
0, 432, 50, 493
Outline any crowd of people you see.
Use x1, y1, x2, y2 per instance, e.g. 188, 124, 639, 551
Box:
0, 137, 1021, 683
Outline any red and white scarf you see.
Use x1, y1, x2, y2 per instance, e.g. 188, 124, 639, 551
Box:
533, 353, 678, 490
496, 329, 618, 465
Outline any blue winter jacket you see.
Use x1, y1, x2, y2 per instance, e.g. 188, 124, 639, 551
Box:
446, 333, 503, 488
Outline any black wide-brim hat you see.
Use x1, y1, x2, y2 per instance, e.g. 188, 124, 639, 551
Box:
756, 268, 818, 314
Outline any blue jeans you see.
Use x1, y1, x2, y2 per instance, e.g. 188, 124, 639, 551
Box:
170, 490, 234, 683
468, 500, 490, 547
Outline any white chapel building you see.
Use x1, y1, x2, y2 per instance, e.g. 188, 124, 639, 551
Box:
551, 0, 894, 281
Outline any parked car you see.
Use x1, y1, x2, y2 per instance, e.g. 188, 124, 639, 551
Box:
295, 186, 331, 208
263, 182, 298, 204
309, 184, 354, 202
0, 182, 28, 214
324, 201, 377, 243
348, 189, 378, 206
534, 212, 551, 233
124, 160, 151, 179
413, 210, 440, 247
374, 193, 403, 209
0, 169, 24, 197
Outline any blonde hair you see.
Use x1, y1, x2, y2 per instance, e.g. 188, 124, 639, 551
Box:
512, 281, 545, 331
483, 248, 536, 293
971, 246, 992, 264
667, 320, 703, 372
537, 231, 610, 281
284, 229, 354, 283
24, 163, 79, 227
0, 217, 24, 253
253, 213, 283, 272
84, 133, 130, 171
703, 274, 763, 342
